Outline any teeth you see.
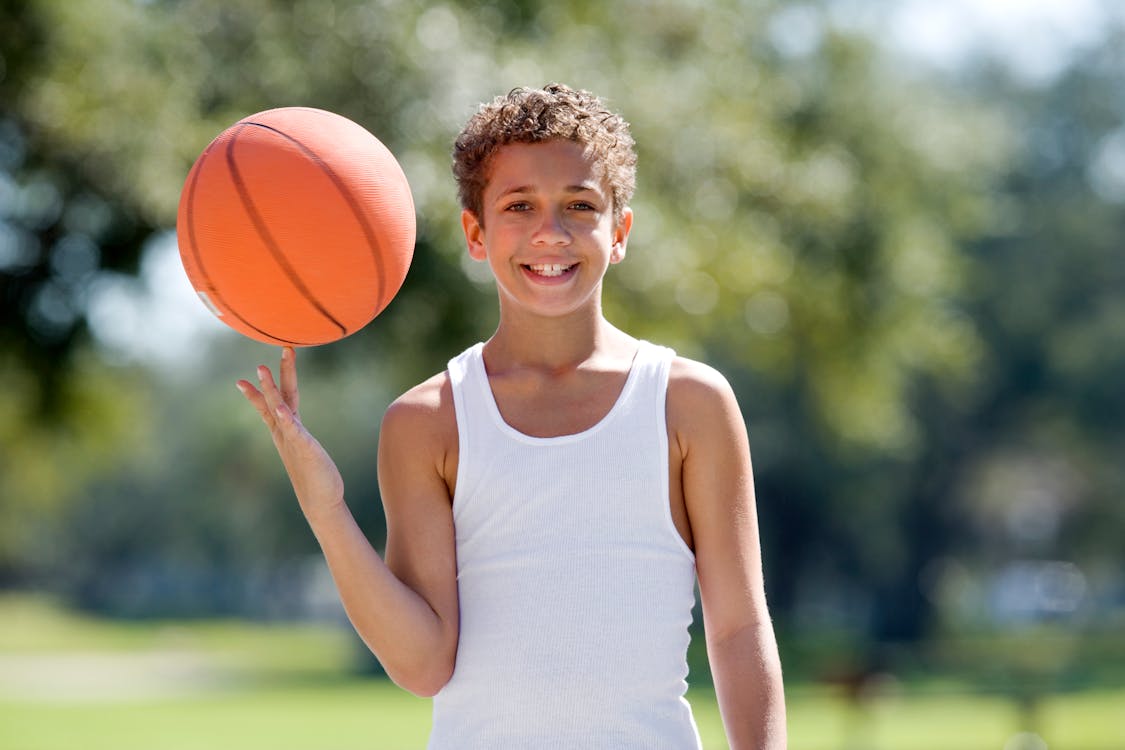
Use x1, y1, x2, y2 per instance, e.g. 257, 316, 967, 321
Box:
527, 263, 572, 277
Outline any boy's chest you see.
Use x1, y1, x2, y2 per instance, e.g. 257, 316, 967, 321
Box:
487, 369, 630, 438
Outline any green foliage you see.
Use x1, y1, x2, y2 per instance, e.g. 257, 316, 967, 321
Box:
5, 1, 1005, 453
0, 351, 149, 576
0, 0, 1121, 655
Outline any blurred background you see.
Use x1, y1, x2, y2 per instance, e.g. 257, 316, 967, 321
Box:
1, 0, 1122, 748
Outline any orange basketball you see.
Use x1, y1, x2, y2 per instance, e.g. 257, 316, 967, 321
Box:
176, 107, 415, 346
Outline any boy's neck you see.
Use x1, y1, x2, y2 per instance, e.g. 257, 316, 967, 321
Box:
484, 304, 634, 373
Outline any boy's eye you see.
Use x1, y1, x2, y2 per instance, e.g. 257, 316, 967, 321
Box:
504, 201, 532, 212
571, 201, 595, 211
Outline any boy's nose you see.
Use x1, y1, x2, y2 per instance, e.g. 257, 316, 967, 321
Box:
531, 209, 570, 246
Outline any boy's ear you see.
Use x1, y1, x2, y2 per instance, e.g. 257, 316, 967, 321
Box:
610, 207, 633, 264
461, 209, 487, 261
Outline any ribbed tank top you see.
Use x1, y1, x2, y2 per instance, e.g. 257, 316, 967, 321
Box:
429, 340, 701, 749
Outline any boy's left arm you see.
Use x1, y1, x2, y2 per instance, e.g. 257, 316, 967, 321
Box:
669, 359, 786, 750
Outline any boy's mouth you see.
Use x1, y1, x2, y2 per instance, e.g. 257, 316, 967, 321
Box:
524, 263, 576, 278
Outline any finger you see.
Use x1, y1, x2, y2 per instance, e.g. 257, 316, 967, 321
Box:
236, 379, 274, 424
257, 364, 283, 415
272, 397, 299, 435
279, 346, 299, 413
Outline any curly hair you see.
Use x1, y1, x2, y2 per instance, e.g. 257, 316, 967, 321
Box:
452, 83, 637, 225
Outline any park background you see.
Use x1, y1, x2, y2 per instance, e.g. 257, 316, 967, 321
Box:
1, 0, 1122, 748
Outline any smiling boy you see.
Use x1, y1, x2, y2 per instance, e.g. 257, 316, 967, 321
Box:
238, 84, 785, 749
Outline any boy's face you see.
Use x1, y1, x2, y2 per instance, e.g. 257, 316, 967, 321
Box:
461, 139, 632, 320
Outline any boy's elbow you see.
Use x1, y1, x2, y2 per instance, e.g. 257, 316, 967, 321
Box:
391, 660, 454, 698
383, 641, 456, 697
405, 678, 449, 699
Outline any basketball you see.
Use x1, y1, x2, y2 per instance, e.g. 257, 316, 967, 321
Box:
176, 107, 415, 346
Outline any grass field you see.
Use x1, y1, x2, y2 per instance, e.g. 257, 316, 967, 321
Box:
0, 595, 1119, 749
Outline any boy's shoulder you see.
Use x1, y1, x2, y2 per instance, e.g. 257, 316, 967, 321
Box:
666, 354, 743, 436
381, 369, 457, 444
668, 354, 737, 401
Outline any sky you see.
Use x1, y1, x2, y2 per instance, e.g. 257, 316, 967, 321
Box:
87, 0, 1119, 366
884, 0, 1113, 86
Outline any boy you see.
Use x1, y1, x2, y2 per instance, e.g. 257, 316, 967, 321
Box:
237, 84, 785, 748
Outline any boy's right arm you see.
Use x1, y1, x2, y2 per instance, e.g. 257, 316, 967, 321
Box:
239, 349, 459, 697
371, 372, 461, 694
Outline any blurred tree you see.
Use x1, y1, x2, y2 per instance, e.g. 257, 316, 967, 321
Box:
1, 0, 1004, 612
0, 0, 490, 580
0, 1, 155, 404
15, 0, 1122, 666
931, 31, 1125, 622
1, 0, 161, 579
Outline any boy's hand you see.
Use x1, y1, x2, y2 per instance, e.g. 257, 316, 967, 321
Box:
236, 346, 345, 519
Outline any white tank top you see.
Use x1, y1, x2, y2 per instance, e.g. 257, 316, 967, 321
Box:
429, 340, 701, 749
